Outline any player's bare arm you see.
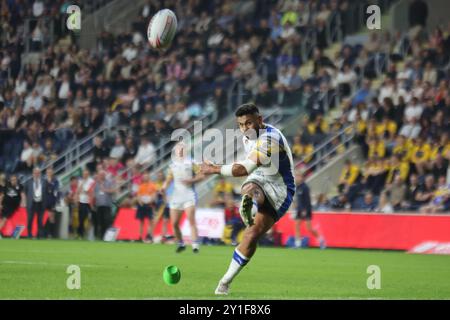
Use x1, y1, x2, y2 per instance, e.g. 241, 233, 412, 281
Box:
160, 170, 173, 192
200, 152, 265, 177
182, 164, 206, 185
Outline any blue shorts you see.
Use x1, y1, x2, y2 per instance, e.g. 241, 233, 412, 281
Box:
136, 204, 154, 220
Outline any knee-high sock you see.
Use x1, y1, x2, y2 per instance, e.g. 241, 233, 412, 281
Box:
221, 248, 249, 285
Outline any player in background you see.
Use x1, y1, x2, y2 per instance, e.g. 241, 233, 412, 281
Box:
0, 175, 24, 238
153, 171, 172, 242
161, 142, 205, 253
294, 171, 326, 249
200, 103, 296, 295
135, 172, 158, 243
75, 169, 96, 239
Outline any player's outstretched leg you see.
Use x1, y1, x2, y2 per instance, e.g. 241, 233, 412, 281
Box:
215, 211, 275, 295
215, 183, 274, 295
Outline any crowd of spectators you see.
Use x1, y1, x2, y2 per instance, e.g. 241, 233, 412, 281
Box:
321, 21, 450, 213
0, 0, 362, 238
201, 2, 450, 216
4, 0, 445, 244
1, 0, 355, 181
1, 0, 359, 238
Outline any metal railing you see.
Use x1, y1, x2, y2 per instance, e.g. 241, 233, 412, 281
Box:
21, 124, 115, 184
114, 110, 219, 202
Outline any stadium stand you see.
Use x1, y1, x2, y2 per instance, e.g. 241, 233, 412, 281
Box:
5, 0, 446, 243
323, 22, 450, 213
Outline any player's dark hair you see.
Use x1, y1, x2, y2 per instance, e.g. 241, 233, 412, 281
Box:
235, 103, 259, 117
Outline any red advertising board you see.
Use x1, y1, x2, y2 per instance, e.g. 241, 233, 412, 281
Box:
112, 207, 179, 240
113, 208, 450, 250
275, 212, 450, 250
3, 207, 450, 252
0, 207, 49, 237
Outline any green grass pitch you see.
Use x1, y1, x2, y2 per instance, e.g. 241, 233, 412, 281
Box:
0, 239, 449, 299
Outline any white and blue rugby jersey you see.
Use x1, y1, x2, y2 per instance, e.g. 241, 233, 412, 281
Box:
242, 123, 296, 216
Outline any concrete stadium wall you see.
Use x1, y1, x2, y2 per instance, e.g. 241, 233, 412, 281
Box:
80, 0, 148, 49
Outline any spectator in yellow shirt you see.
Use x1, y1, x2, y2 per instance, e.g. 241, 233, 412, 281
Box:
338, 159, 361, 193
375, 116, 397, 140
355, 114, 367, 136
367, 136, 386, 159
337, 159, 362, 204
363, 157, 388, 195
366, 118, 377, 139
210, 177, 234, 207
428, 141, 443, 166
386, 154, 410, 184
410, 137, 432, 175
292, 135, 314, 163
392, 135, 412, 162
354, 113, 368, 156
307, 115, 329, 136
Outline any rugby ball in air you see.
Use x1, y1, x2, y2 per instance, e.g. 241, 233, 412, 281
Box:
147, 9, 178, 49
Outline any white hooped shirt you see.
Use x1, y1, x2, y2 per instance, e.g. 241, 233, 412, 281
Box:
78, 177, 95, 204
169, 158, 197, 201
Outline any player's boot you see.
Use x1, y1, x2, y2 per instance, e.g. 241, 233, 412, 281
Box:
239, 194, 255, 227
192, 242, 200, 253
176, 243, 186, 253
214, 281, 230, 295
144, 234, 153, 244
